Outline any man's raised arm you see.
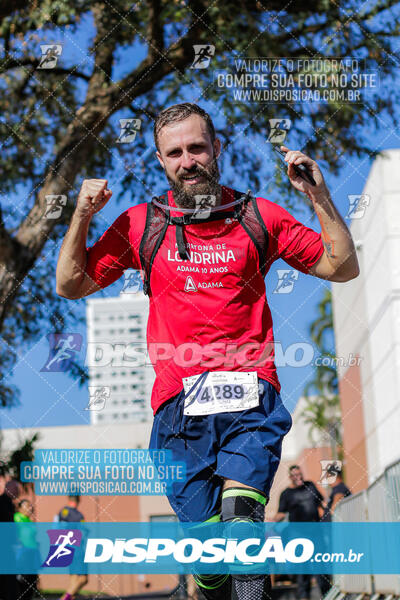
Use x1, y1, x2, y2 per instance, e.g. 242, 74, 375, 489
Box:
56, 179, 112, 299
280, 145, 360, 283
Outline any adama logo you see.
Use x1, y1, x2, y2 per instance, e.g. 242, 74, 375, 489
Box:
42, 529, 82, 567
184, 276, 197, 292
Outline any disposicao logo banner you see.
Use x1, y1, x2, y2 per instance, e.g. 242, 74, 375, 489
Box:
2, 522, 400, 575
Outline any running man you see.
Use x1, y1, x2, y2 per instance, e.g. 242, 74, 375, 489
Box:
56, 103, 359, 600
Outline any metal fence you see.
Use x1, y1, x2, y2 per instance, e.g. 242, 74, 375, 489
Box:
332, 458, 400, 595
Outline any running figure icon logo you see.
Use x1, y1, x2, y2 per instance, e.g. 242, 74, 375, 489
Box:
86, 386, 110, 411
41, 333, 82, 372
318, 460, 343, 486
190, 45, 215, 69
121, 269, 144, 293
346, 194, 370, 219
37, 45, 62, 69
42, 529, 82, 567
267, 119, 292, 144
116, 118, 141, 143
273, 269, 299, 294
43, 194, 67, 220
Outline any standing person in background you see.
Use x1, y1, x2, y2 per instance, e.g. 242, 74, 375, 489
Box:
318, 464, 352, 596
14, 499, 39, 600
321, 465, 352, 522
0, 479, 22, 600
56, 496, 88, 600
273, 465, 326, 600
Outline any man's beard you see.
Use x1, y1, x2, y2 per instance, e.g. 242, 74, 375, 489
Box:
166, 156, 221, 210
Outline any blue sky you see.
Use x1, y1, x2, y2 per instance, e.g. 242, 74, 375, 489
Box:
1, 17, 399, 431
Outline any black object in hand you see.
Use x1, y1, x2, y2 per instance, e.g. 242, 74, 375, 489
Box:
273, 146, 317, 186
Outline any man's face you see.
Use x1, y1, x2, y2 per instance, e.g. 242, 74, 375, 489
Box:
156, 114, 221, 209
289, 468, 304, 487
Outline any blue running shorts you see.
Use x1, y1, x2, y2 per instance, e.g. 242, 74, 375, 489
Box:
149, 378, 292, 522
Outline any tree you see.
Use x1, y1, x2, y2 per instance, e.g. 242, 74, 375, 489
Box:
301, 289, 342, 460
0, 0, 399, 406
0, 431, 40, 490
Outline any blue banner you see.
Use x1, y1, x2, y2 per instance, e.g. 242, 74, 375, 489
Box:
1, 522, 400, 574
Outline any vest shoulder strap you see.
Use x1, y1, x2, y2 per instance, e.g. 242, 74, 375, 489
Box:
138, 194, 169, 295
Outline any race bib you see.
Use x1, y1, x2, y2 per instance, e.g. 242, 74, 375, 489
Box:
182, 371, 259, 416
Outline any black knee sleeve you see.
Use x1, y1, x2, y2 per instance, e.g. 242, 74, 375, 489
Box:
221, 487, 267, 523
221, 488, 271, 600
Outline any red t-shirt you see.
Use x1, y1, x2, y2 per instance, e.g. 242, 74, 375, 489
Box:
85, 186, 324, 414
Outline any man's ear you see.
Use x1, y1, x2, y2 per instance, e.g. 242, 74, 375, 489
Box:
213, 138, 221, 159
156, 151, 165, 169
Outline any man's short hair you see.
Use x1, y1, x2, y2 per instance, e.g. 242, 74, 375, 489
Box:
289, 464, 301, 472
153, 103, 216, 151
68, 494, 80, 503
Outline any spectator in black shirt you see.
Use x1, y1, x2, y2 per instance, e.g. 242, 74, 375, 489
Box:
274, 465, 324, 522
316, 464, 352, 596
273, 465, 326, 600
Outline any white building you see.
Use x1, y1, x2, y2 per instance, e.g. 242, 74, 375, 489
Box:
86, 290, 154, 425
331, 148, 400, 487
281, 395, 331, 463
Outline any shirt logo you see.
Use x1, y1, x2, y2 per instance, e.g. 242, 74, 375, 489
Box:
184, 276, 198, 292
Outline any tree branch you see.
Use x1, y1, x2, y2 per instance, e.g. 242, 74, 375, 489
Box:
0, 57, 91, 80
109, 0, 209, 110
147, 0, 164, 63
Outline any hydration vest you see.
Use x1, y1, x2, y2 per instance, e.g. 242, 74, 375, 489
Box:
139, 189, 269, 295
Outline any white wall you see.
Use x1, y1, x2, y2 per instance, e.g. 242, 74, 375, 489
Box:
0, 420, 153, 453
331, 149, 400, 482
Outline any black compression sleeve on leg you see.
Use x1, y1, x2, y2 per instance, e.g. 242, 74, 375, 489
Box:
221, 488, 271, 600
231, 574, 271, 600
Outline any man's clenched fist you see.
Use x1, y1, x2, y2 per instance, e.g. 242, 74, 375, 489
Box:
76, 179, 112, 218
